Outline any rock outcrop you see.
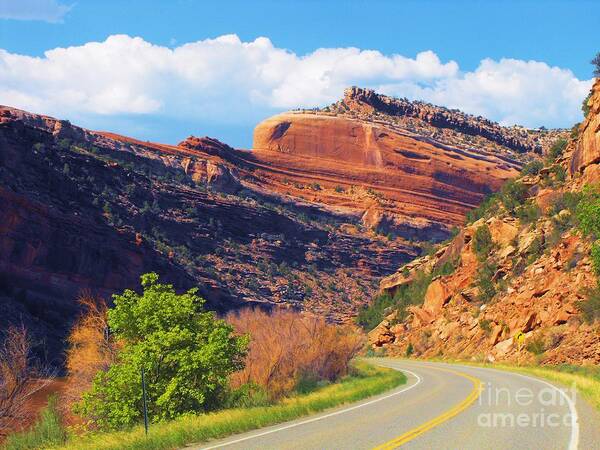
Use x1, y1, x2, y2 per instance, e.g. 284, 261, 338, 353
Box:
367, 79, 600, 366
340, 87, 554, 154
254, 111, 523, 239
570, 79, 600, 174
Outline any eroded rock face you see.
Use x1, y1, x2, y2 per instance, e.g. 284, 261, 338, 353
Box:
570, 79, 600, 174
370, 185, 600, 365
253, 111, 521, 238
178, 135, 234, 157
341, 87, 549, 154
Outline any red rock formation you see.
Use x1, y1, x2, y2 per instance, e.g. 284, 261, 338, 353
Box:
253, 111, 522, 238
570, 79, 600, 174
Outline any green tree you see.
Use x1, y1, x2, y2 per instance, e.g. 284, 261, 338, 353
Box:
520, 160, 543, 176
500, 180, 529, 212
547, 138, 567, 161
472, 224, 493, 261
77, 273, 248, 430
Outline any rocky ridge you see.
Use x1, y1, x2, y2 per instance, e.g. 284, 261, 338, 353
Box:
367, 79, 600, 365
252, 88, 566, 240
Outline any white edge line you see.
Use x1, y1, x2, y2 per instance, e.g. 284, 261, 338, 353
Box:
501, 371, 579, 450
197, 367, 422, 450
430, 362, 579, 450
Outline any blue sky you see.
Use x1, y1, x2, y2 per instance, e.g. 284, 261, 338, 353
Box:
0, 0, 598, 147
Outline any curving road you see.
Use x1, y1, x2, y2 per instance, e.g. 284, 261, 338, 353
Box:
190, 359, 600, 450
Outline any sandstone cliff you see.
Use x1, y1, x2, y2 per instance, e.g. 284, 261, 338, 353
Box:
253, 89, 565, 240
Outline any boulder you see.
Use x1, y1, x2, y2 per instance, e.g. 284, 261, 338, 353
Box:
422, 278, 453, 315
488, 218, 519, 246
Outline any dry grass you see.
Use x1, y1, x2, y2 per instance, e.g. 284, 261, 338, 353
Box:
227, 309, 364, 398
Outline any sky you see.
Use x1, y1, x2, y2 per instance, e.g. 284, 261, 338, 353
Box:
0, 0, 598, 148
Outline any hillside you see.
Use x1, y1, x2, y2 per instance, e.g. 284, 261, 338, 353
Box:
0, 89, 563, 366
367, 79, 600, 365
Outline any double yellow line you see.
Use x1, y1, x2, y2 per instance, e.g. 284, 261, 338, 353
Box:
373, 367, 483, 450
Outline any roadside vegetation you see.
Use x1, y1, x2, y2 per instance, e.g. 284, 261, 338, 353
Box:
45, 362, 405, 450
356, 260, 458, 331
1, 274, 402, 450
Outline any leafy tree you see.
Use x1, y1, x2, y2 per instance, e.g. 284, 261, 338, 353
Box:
77, 273, 248, 430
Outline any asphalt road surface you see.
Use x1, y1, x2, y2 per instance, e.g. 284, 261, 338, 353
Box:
190, 359, 600, 450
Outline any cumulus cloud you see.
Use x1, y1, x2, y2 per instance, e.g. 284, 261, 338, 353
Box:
0, 0, 72, 23
0, 34, 592, 135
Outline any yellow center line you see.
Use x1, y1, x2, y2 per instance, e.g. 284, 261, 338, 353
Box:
372, 366, 483, 450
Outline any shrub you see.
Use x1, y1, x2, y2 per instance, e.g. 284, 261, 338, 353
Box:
356, 293, 394, 330
520, 160, 544, 176
357, 260, 458, 331
227, 309, 362, 399
525, 336, 547, 355
526, 236, 545, 265
475, 262, 497, 302
472, 224, 493, 261
578, 287, 600, 323
576, 186, 600, 239
551, 165, 566, 184
405, 343, 414, 357
548, 191, 582, 217
479, 319, 492, 334
64, 294, 118, 414
591, 242, 600, 276
515, 201, 541, 225
76, 273, 248, 430
501, 180, 529, 212
582, 91, 593, 118
547, 138, 567, 162
466, 193, 498, 223
419, 240, 437, 257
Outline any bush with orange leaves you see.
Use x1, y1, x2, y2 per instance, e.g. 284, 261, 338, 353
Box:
63, 293, 119, 413
227, 308, 364, 399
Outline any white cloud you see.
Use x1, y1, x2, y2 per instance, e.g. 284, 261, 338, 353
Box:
0, 0, 72, 23
0, 34, 592, 135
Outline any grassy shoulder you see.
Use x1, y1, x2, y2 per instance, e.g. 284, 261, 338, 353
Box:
39, 362, 405, 450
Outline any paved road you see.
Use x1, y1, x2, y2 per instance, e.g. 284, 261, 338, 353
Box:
191, 359, 600, 450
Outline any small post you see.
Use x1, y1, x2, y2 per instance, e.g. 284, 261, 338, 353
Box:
141, 366, 149, 435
